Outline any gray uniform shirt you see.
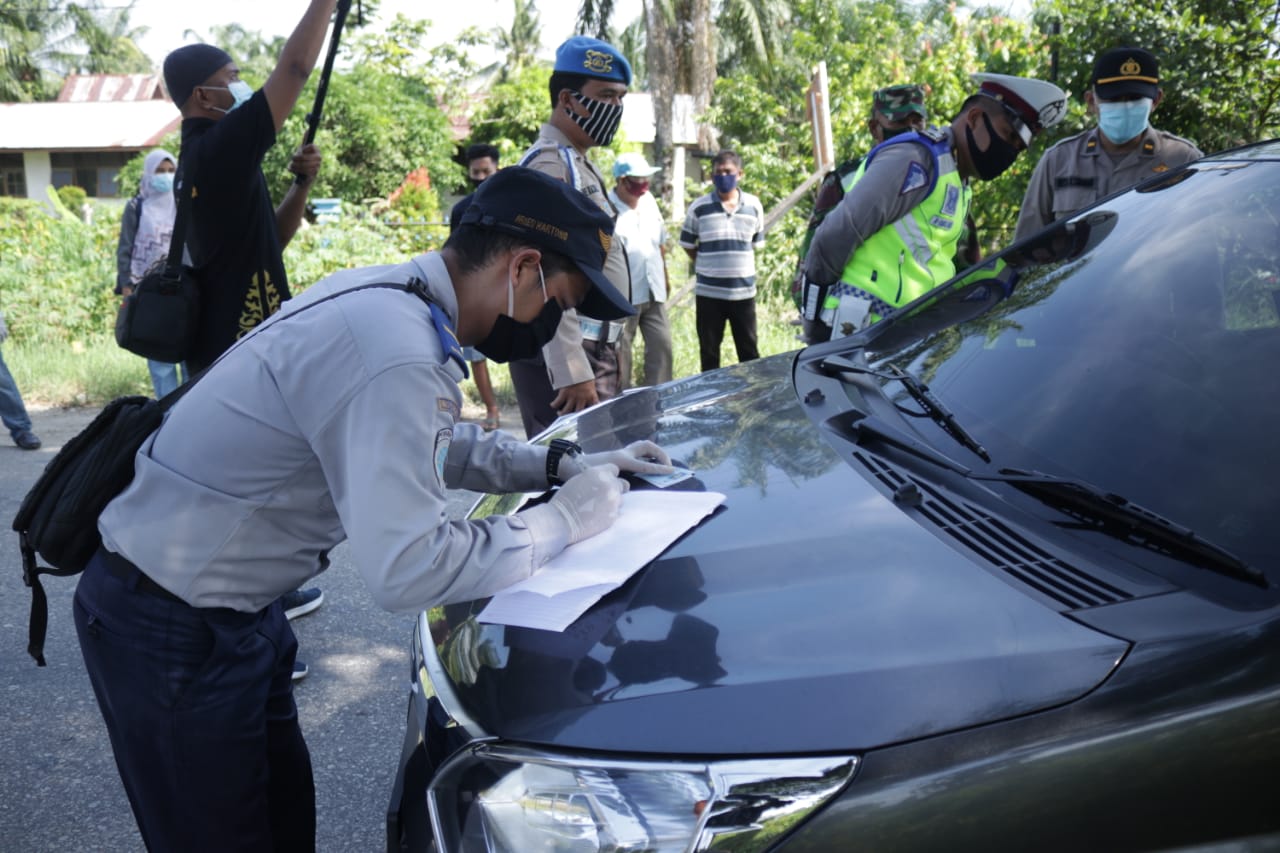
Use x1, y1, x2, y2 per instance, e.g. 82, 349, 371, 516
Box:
804, 132, 951, 285
1015, 126, 1202, 240
521, 123, 632, 388
99, 252, 568, 613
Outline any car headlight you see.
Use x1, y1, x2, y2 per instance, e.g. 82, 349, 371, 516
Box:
428, 743, 855, 852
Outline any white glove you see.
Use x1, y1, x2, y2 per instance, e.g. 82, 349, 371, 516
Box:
548, 464, 629, 544
0, 311, 8, 345
561, 440, 674, 480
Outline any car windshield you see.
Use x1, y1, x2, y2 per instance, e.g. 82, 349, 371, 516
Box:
849, 150, 1280, 573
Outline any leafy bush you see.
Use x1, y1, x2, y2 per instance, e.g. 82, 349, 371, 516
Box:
0, 198, 119, 346
55, 184, 88, 217
388, 167, 441, 223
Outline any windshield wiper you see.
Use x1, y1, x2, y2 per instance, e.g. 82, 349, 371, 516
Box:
845, 414, 972, 475
820, 356, 991, 463
991, 468, 1267, 588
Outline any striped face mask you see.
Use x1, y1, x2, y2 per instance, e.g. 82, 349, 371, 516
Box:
566, 90, 624, 146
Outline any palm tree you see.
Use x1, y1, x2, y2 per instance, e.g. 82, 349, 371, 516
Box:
716, 0, 791, 84
576, 0, 616, 39
495, 0, 542, 81
66, 1, 152, 75
0, 3, 80, 100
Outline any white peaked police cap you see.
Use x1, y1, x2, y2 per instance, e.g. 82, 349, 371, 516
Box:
971, 72, 1069, 145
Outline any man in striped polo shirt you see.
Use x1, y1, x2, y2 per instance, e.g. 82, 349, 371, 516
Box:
680, 150, 766, 372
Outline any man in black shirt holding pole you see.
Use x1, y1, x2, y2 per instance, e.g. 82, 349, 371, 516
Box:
162, 0, 335, 375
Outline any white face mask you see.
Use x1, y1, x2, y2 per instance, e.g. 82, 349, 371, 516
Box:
205, 80, 253, 114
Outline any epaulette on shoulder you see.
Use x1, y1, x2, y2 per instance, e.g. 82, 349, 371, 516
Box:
918, 126, 947, 143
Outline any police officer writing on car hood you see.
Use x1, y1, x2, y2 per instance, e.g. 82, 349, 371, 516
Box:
802, 73, 1067, 341
1015, 47, 1203, 241
73, 166, 673, 852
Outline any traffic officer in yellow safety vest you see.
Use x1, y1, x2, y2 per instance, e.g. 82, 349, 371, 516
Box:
801, 73, 1068, 342
1014, 47, 1202, 241
510, 35, 634, 440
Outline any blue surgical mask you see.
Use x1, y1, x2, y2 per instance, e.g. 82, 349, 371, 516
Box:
712, 173, 738, 195
206, 80, 254, 114
149, 172, 175, 194
1096, 97, 1152, 145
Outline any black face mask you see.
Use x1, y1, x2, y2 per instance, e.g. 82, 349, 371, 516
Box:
475, 270, 565, 362
966, 112, 1021, 180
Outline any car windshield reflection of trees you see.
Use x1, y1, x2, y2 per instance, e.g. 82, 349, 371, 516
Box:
861, 161, 1280, 575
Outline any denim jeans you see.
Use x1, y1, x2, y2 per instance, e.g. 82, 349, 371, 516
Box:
0, 347, 33, 437
74, 551, 315, 851
147, 359, 187, 399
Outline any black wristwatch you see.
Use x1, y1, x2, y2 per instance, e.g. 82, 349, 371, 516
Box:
546, 438, 583, 486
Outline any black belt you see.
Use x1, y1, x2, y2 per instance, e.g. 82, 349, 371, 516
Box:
99, 548, 185, 604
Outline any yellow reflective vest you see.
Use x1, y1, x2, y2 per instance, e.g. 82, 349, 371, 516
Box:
832, 131, 971, 325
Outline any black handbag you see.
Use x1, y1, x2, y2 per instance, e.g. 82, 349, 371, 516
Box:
114, 165, 199, 363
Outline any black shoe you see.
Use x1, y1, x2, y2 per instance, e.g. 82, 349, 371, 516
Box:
13, 429, 40, 450
292, 660, 309, 682
281, 587, 323, 620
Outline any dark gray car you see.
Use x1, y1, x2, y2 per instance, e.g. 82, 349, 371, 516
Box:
388, 141, 1280, 852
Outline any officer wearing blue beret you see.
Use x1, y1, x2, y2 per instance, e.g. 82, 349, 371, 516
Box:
511, 36, 636, 439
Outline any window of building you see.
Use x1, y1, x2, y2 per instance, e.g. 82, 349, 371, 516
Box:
49, 151, 133, 198
0, 153, 25, 197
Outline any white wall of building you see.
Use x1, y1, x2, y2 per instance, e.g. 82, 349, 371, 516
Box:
23, 151, 51, 203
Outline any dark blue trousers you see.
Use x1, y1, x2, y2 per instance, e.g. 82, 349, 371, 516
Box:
74, 550, 315, 852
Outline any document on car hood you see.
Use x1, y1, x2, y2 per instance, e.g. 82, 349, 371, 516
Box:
478, 490, 726, 632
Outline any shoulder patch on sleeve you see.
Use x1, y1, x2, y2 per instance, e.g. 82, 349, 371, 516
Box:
901, 161, 929, 195
437, 397, 460, 420
433, 428, 452, 485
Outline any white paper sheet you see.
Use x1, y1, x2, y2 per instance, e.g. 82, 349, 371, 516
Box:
478, 490, 725, 632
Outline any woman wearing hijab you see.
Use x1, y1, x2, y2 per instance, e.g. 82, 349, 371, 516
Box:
115, 148, 185, 397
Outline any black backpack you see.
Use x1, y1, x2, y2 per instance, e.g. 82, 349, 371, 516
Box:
13, 392, 186, 665
13, 279, 433, 665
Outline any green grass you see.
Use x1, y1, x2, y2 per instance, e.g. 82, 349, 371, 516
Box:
5, 334, 152, 409
6, 282, 803, 412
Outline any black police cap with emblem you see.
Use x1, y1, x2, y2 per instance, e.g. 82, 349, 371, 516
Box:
455, 167, 634, 321
1092, 48, 1159, 100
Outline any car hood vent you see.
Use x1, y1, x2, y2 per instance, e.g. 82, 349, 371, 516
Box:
854, 451, 1134, 610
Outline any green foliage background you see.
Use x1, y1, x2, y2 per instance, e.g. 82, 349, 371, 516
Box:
710, 0, 1280, 303
5, 0, 1280, 404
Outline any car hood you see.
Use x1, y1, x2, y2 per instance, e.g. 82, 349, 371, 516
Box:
434, 354, 1129, 755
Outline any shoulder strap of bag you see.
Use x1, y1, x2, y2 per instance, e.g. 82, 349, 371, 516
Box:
16, 277, 434, 665
161, 163, 192, 277
171, 276, 434, 401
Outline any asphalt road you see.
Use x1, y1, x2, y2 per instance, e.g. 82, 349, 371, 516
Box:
1, 403, 523, 852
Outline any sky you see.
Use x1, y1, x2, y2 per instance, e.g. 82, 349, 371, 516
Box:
130, 0, 645, 70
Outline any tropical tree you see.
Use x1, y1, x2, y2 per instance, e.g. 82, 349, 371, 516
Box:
466, 64, 553, 167
495, 0, 542, 81
65, 1, 151, 75
716, 0, 791, 86
1034, 0, 1280, 153
0, 2, 87, 100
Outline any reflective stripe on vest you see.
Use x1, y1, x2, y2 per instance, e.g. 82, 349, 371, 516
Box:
519, 144, 582, 192
836, 133, 969, 322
